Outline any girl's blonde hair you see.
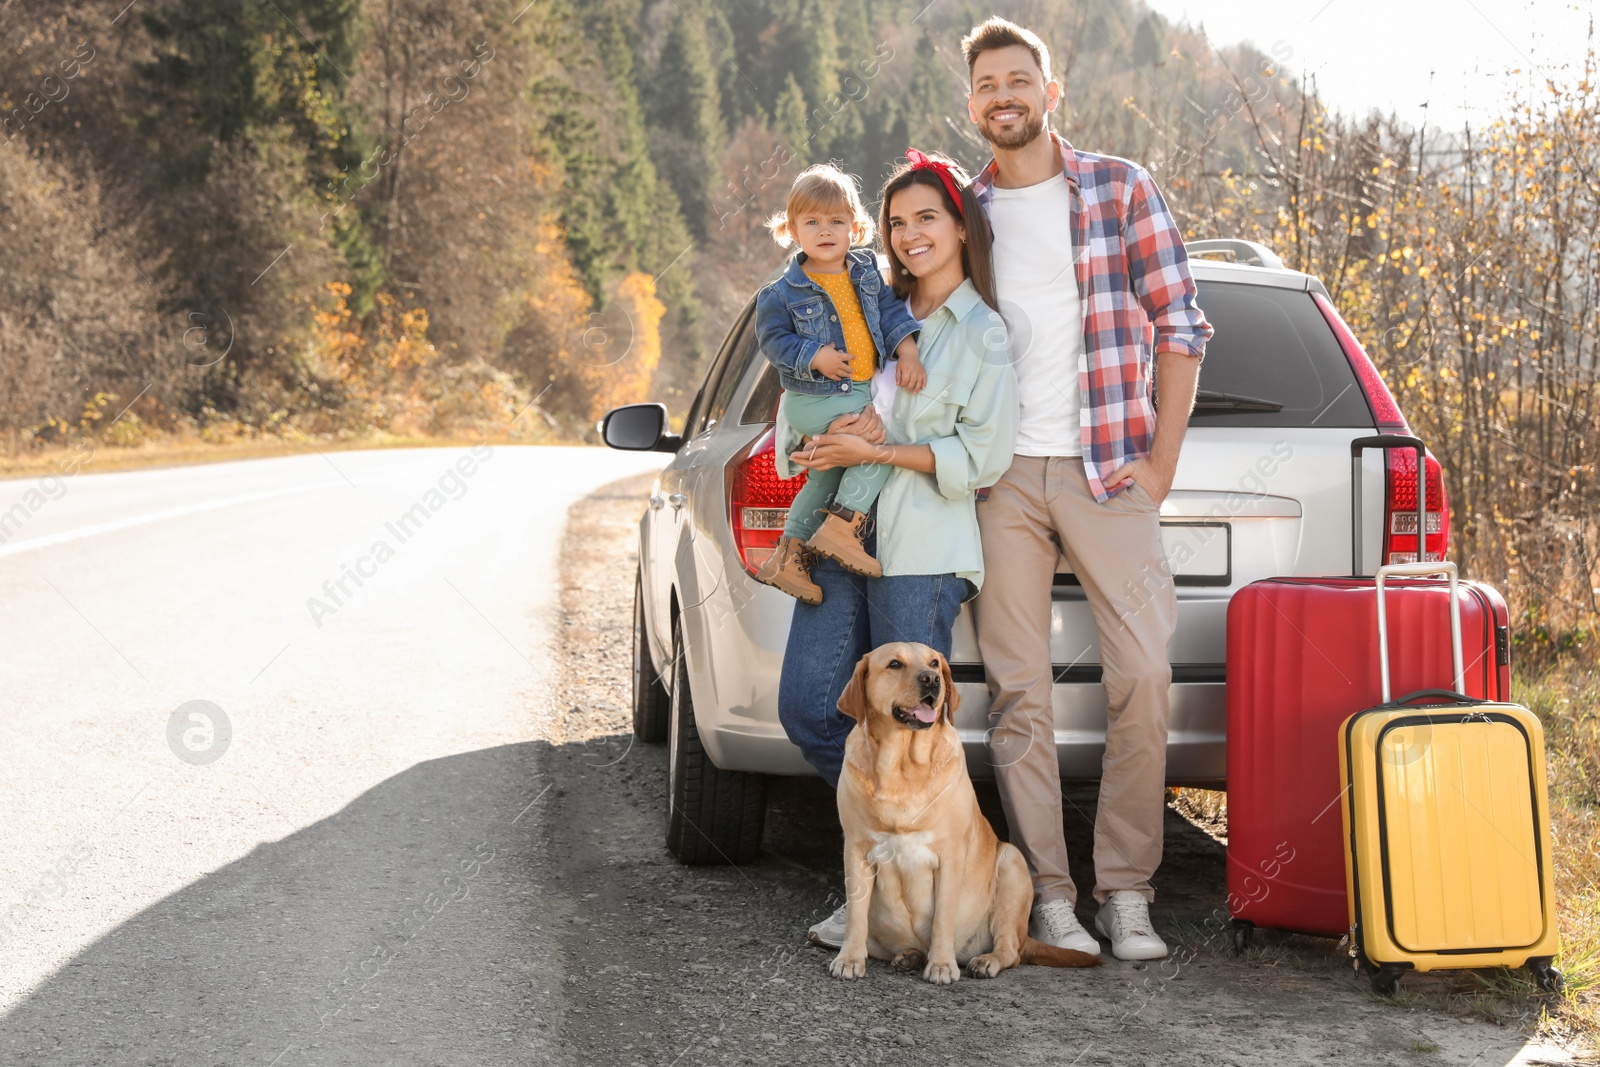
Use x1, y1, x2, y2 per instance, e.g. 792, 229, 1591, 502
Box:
766, 164, 875, 248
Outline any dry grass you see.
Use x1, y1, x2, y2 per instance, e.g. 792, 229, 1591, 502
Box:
1521, 663, 1600, 1046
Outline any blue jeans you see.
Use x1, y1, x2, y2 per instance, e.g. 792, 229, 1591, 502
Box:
777, 543, 969, 788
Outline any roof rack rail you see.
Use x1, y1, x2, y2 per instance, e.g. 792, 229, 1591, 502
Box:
1186, 238, 1284, 270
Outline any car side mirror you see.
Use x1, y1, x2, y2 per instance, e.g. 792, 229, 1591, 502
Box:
601, 403, 680, 453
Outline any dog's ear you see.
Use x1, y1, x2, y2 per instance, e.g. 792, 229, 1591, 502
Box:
836, 653, 873, 722
938, 656, 960, 726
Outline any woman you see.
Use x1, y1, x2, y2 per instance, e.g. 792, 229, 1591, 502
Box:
775, 150, 1018, 945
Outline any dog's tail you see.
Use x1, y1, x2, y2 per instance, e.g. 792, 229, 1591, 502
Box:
1019, 936, 1103, 968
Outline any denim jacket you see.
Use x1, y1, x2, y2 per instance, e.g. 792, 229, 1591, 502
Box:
754, 248, 921, 396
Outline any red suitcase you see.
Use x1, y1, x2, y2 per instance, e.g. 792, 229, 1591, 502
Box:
1225, 435, 1511, 948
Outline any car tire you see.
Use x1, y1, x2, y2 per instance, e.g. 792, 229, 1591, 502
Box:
665, 616, 766, 864
632, 571, 669, 743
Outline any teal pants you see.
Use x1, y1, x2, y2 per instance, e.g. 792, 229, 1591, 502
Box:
781, 388, 891, 541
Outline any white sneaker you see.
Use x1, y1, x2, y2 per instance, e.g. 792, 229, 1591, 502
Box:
1095, 891, 1168, 960
1030, 898, 1102, 955
807, 902, 848, 948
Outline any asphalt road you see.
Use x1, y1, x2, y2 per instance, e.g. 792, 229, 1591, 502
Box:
0, 445, 666, 1065
0, 447, 1570, 1066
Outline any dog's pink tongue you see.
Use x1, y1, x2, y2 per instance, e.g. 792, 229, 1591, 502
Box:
912, 702, 937, 724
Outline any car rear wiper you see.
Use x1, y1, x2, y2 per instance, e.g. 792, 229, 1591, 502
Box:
1191, 390, 1283, 413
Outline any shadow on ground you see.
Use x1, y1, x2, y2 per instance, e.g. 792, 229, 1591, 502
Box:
0, 739, 572, 1066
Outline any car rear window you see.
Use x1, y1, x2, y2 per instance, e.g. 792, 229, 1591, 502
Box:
739, 346, 781, 425
1186, 280, 1372, 427
739, 280, 1375, 428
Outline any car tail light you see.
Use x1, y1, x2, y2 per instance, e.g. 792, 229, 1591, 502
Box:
727, 428, 807, 575
1314, 292, 1453, 563
1312, 292, 1409, 433
1383, 448, 1450, 564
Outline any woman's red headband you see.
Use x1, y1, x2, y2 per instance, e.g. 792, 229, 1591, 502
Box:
905, 147, 964, 219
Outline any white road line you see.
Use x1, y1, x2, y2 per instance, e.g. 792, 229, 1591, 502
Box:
0, 484, 336, 559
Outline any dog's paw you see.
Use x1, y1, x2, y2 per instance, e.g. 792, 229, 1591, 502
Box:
830, 952, 868, 980
890, 950, 927, 973
922, 958, 960, 985
967, 953, 1004, 979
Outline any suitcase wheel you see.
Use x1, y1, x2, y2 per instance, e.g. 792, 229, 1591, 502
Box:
1356, 952, 1410, 998
1529, 957, 1563, 994
1230, 920, 1254, 955
1371, 965, 1406, 998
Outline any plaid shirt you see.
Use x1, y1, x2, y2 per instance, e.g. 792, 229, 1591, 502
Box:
972, 133, 1213, 502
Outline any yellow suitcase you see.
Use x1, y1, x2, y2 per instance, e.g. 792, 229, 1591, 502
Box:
1339, 562, 1560, 997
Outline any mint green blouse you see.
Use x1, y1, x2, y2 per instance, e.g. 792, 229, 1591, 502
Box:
775, 278, 1019, 593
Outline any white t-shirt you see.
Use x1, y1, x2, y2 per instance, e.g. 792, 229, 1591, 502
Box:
987, 172, 1084, 457
869, 297, 920, 422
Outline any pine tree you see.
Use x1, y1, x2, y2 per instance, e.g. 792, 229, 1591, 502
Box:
1132, 15, 1164, 68
701, 4, 755, 135
774, 74, 811, 162
137, 0, 379, 303
137, 0, 366, 191
901, 31, 947, 156
789, 0, 839, 154
650, 12, 728, 238
824, 0, 871, 163
538, 0, 692, 303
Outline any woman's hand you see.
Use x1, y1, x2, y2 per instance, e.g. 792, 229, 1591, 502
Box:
789, 433, 886, 472
825, 406, 885, 444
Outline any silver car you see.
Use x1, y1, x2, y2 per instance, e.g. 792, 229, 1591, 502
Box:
603, 239, 1450, 865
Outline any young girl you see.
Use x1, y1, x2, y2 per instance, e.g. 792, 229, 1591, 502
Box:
753, 164, 924, 605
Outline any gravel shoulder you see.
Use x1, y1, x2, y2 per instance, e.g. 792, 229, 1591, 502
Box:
544, 473, 1577, 1067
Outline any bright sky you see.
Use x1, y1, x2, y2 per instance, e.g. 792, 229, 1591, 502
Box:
1138, 0, 1598, 126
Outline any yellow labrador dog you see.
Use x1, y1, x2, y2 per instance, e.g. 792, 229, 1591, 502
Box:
829, 642, 1102, 984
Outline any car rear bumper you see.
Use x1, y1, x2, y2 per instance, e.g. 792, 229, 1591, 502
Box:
694, 677, 1227, 786
675, 562, 1227, 786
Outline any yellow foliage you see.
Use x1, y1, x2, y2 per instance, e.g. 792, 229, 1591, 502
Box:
305, 278, 526, 436
577, 271, 666, 421
1180, 70, 1600, 656
501, 217, 672, 428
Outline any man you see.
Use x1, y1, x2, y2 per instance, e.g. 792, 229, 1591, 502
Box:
962, 17, 1212, 961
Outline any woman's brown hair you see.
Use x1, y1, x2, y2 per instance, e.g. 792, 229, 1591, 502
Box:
877, 154, 999, 312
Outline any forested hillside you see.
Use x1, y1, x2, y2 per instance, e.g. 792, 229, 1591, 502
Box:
2, 0, 1596, 652
0, 0, 1291, 440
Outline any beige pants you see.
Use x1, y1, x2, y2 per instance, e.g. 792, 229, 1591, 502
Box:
975, 456, 1177, 906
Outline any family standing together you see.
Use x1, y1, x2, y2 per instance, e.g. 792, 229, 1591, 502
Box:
755, 18, 1213, 963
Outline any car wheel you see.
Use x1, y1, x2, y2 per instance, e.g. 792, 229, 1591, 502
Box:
632, 571, 669, 743
665, 616, 766, 864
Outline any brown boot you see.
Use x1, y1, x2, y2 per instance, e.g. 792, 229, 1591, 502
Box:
804, 505, 881, 578
755, 536, 823, 604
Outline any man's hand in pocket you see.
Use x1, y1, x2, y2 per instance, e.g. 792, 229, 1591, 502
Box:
1105, 457, 1173, 505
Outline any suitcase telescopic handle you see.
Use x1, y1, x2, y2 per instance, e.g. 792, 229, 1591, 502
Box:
1375, 561, 1465, 702
1350, 434, 1426, 576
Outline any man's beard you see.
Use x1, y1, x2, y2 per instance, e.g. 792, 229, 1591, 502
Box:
979, 106, 1046, 150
